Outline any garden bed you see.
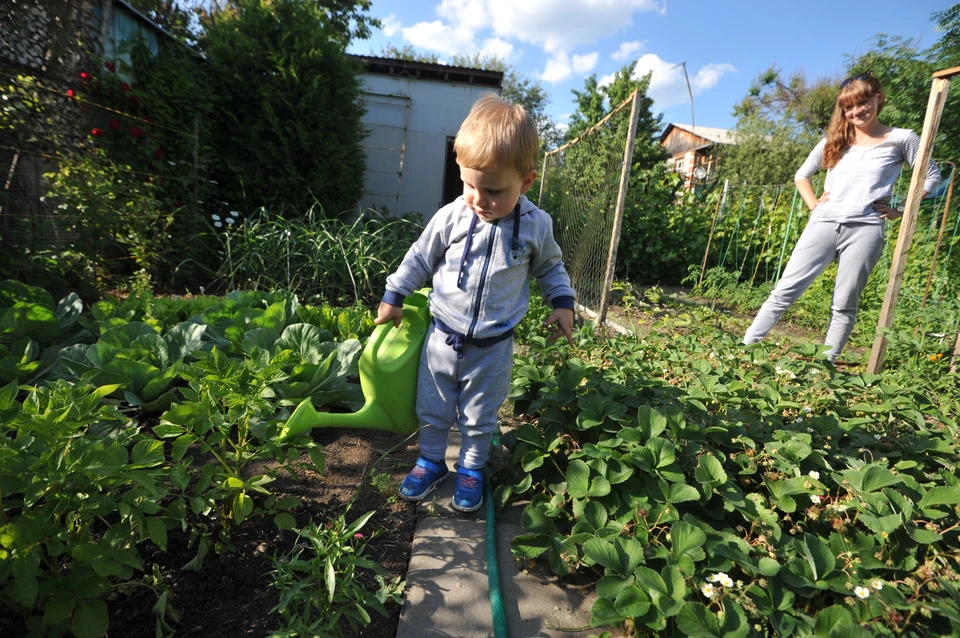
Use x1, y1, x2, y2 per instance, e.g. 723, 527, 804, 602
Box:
105, 428, 420, 638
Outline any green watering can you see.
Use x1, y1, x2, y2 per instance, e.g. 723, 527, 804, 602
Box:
278, 291, 431, 441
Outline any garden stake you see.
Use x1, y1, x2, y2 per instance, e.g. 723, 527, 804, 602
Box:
278, 291, 431, 440
921, 162, 955, 309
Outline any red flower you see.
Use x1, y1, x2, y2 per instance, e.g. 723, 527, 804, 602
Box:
129, 126, 145, 138
153, 148, 163, 158
108, 118, 121, 131
120, 82, 130, 92
104, 61, 116, 72
67, 89, 75, 98
91, 128, 103, 137
80, 71, 89, 80
129, 95, 140, 106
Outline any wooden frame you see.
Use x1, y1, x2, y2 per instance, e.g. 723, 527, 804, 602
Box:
867, 66, 960, 373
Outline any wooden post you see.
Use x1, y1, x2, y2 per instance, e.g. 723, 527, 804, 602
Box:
697, 179, 727, 288
598, 90, 641, 326
537, 149, 550, 208
950, 331, 960, 374
867, 72, 956, 373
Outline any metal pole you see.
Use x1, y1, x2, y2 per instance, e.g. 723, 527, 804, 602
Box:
598, 90, 641, 326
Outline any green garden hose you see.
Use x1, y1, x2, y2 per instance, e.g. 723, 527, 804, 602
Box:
487, 430, 508, 638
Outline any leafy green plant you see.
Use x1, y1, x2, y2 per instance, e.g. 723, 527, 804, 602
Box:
217, 207, 421, 306
55, 321, 206, 410
267, 510, 404, 638
0, 280, 91, 384
502, 318, 960, 636
154, 347, 322, 560
368, 470, 401, 505
0, 379, 175, 638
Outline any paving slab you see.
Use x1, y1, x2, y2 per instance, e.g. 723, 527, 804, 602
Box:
396, 431, 603, 638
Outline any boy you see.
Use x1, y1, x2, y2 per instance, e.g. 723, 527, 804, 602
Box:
374, 94, 576, 512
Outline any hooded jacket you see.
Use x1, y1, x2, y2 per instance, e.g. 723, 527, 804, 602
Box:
383, 195, 575, 341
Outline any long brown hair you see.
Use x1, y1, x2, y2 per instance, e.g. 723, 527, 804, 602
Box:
823, 74, 886, 168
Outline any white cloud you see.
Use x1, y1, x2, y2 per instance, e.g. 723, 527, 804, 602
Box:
384, 0, 666, 76
381, 14, 401, 37
612, 40, 643, 61
487, 0, 663, 53
437, 0, 490, 29
598, 72, 617, 88
542, 52, 572, 83
402, 20, 474, 56
631, 54, 736, 108
480, 37, 514, 61
540, 50, 600, 83
572, 52, 599, 74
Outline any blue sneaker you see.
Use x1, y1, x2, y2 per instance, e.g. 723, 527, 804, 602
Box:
452, 467, 484, 512
399, 457, 449, 501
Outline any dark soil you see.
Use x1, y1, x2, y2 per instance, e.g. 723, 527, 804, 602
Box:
106, 428, 420, 638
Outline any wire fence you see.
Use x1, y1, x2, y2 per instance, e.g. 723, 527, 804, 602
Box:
538, 90, 641, 325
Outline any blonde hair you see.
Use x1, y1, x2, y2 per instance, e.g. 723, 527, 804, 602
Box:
823, 74, 886, 168
454, 94, 539, 174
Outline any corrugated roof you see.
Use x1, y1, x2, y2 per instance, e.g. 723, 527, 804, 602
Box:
662, 123, 736, 145
350, 55, 503, 88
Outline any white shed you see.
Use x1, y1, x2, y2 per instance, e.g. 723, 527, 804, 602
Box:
351, 56, 503, 221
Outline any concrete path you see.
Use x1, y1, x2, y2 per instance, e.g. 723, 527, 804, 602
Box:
395, 431, 602, 638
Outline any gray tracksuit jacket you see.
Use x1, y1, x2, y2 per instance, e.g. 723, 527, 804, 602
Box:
383, 195, 575, 340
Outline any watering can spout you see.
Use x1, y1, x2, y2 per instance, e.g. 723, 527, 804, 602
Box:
278, 291, 431, 441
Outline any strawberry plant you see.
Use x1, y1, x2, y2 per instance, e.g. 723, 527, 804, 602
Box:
503, 309, 960, 636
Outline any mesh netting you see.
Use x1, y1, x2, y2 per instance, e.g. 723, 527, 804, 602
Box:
1, 0, 104, 249
538, 93, 636, 320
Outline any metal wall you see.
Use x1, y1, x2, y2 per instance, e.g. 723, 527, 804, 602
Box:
356, 74, 497, 221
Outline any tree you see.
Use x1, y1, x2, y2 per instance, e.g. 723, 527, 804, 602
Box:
733, 66, 838, 136
846, 5, 960, 163
718, 67, 833, 186
203, 0, 369, 217
718, 113, 814, 186
567, 63, 665, 171
123, 0, 200, 44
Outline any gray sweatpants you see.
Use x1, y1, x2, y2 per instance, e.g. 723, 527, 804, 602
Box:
743, 219, 885, 360
416, 322, 514, 470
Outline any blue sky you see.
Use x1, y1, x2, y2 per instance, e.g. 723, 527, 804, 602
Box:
347, 0, 951, 132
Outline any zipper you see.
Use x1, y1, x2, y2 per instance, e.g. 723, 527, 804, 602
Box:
467, 221, 499, 340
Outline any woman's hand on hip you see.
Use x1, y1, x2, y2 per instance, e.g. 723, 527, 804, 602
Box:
874, 201, 902, 220
815, 191, 830, 208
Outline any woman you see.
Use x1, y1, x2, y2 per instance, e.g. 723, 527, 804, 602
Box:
742, 73, 940, 363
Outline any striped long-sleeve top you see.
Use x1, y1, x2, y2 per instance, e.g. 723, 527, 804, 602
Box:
795, 128, 941, 224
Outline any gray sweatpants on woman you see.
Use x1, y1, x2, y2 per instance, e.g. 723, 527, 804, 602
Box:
742, 219, 885, 361
416, 322, 514, 470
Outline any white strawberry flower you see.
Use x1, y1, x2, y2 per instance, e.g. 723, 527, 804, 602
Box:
701, 583, 716, 598
871, 579, 883, 591
808, 471, 820, 480
854, 586, 870, 599
811, 495, 822, 504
